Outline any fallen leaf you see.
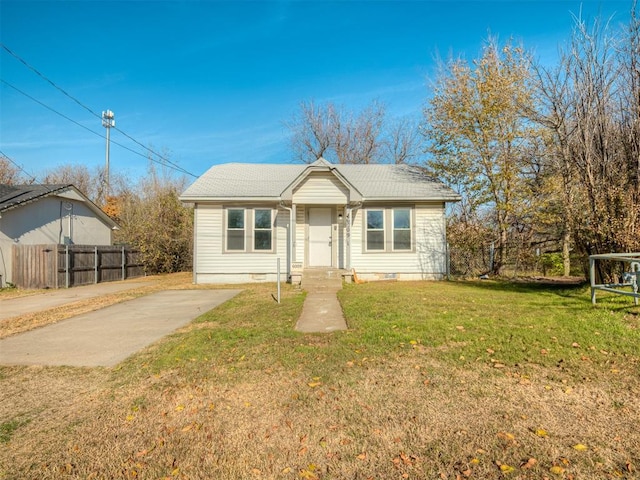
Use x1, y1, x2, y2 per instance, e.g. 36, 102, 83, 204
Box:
521, 458, 537, 469
550, 465, 565, 475
498, 432, 516, 442
357, 452, 367, 460
573, 443, 588, 451
500, 464, 515, 473
535, 429, 548, 437
308, 382, 322, 388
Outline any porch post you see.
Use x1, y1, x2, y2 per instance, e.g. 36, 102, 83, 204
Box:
291, 204, 296, 264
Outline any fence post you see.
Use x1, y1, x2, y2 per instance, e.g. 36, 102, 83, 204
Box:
122, 246, 126, 280
446, 242, 451, 281
94, 246, 98, 284
65, 244, 70, 288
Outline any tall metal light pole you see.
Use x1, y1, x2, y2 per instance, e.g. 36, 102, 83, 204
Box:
102, 110, 115, 197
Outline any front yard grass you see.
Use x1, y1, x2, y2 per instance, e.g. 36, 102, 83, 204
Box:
0, 277, 638, 479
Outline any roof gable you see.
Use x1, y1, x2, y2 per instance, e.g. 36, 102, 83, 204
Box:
280, 158, 362, 203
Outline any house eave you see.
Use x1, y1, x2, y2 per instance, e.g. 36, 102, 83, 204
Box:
180, 196, 282, 203
362, 196, 462, 203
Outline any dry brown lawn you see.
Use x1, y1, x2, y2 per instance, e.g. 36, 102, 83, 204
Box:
0, 275, 638, 479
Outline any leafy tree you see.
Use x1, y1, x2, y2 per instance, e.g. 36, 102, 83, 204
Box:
423, 38, 538, 274
113, 163, 193, 274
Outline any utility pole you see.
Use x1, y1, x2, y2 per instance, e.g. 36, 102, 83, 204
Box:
101, 110, 115, 197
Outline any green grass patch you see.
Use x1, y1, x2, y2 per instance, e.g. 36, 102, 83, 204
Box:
338, 280, 640, 377
0, 416, 31, 443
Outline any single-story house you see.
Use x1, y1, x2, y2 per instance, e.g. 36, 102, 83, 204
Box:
179, 158, 460, 284
0, 184, 118, 287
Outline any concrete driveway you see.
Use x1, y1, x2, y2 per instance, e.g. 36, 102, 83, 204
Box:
0, 281, 149, 321
0, 289, 241, 367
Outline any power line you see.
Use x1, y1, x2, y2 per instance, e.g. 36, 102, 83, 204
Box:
0, 149, 38, 183
0, 43, 196, 178
0, 79, 195, 177
1, 43, 102, 121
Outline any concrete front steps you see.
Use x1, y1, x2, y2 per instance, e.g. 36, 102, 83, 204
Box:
301, 268, 345, 291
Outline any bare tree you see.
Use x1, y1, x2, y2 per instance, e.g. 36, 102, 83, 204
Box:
567, 10, 639, 257
286, 100, 334, 163
42, 164, 107, 205
333, 101, 386, 164
529, 58, 578, 276
287, 99, 421, 165
384, 116, 424, 164
0, 156, 27, 185
531, 3, 640, 278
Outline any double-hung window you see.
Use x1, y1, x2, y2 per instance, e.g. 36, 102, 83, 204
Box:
254, 209, 272, 250
226, 208, 245, 251
393, 208, 411, 250
366, 209, 385, 251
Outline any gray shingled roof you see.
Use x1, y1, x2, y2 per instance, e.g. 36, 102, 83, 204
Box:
181, 161, 460, 202
0, 184, 72, 212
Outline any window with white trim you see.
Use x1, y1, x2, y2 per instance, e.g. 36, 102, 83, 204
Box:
226, 208, 245, 251
393, 208, 412, 250
254, 209, 272, 250
366, 209, 385, 251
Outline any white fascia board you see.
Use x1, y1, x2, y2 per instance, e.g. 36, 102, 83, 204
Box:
178, 196, 282, 203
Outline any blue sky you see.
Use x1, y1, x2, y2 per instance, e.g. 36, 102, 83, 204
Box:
0, 0, 633, 183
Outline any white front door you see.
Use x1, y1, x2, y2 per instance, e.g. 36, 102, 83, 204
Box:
308, 208, 332, 267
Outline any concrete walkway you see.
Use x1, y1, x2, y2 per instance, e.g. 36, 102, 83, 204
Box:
295, 269, 348, 333
0, 289, 241, 367
0, 280, 150, 321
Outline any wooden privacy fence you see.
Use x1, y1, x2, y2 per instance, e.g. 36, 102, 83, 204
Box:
12, 244, 144, 289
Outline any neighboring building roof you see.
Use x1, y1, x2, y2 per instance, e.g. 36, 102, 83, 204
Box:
0, 183, 118, 228
180, 159, 461, 202
0, 184, 71, 211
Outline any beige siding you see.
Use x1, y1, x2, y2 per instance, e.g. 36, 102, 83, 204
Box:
292, 172, 349, 204
0, 197, 112, 285
350, 203, 446, 279
194, 204, 289, 283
